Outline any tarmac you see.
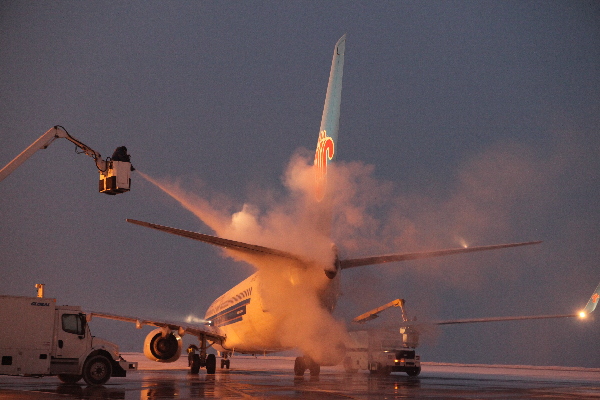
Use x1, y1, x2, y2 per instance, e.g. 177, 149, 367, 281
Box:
1, 353, 599, 399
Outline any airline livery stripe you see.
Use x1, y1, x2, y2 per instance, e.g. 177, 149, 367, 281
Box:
208, 298, 250, 320
207, 298, 250, 327
206, 287, 253, 317
210, 309, 245, 327
215, 316, 243, 327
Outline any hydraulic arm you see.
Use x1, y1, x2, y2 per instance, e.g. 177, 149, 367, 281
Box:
0, 126, 131, 195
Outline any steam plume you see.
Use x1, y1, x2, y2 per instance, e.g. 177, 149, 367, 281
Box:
138, 136, 572, 362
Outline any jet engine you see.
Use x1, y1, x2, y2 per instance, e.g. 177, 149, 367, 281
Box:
143, 328, 182, 362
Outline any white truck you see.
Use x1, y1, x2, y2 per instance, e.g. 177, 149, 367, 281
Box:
0, 287, 136, 385
344, 299, 421, 376
343, 329, 421, 376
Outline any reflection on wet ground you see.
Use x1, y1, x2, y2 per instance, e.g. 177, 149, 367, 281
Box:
1, 357, 599, 399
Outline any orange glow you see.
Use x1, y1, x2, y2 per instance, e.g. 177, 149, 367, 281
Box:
314, 130, 334, 201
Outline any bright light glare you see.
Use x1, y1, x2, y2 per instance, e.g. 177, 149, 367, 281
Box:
578, 311, 587, 319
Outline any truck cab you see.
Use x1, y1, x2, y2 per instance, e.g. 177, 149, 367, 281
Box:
0, 292, 136, 385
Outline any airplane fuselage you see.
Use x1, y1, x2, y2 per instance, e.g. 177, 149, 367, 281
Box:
205, 268, 340, 355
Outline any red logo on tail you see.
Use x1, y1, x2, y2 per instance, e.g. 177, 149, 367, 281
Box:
592, 293, 599, 304
314, 130, 334, 201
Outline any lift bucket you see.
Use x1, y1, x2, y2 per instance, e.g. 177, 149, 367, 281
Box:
99, 161, 131, 195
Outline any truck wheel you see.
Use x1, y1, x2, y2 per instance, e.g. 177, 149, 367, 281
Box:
82, 355, 112, 385
58, 374, 82, 384
406, 367, 421, 377
205, 354, 216, 374
190, 354, 201, 374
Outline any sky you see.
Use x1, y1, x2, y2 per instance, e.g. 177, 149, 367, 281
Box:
1, 1, 599, 367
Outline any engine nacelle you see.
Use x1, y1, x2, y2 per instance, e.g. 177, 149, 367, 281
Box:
143, 328, 182, 363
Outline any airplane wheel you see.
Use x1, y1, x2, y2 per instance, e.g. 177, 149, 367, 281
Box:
206, 354, 216, 374
294, 356, 306, 376
309, 362, 320, 377
190, 354, 200, 374
225, 359, 230, 369
406, 367, 421, 377
304, 357, 320, 376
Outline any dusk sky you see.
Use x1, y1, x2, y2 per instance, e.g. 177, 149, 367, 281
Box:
1, 2, 598, 367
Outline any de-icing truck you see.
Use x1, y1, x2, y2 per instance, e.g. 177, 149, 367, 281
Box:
343, 329, 421, 376
0, 285, 136, 385
344, 299, 421, 376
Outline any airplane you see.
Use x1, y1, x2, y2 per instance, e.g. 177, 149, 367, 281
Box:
89, 35, 599, 376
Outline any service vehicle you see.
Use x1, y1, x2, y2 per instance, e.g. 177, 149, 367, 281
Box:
0, 285, 136, 385
343, 329, 421, 376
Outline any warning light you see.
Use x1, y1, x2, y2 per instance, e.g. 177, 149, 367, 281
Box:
578, 311, 587, 319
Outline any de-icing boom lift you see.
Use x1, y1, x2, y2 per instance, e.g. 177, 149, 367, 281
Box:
0, 126, 132, 194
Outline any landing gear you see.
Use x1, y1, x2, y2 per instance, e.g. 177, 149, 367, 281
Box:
294, 356, 320, 377
220, 352, 231, 369
188, 345, 201, 374
206, 354, 216, 374
190, 355, 201, 374
187, 335, 221, 375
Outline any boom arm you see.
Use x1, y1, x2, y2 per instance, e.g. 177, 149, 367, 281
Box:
353, 299, 408, 324
0, 126, 107, 182
1, 126, 131, 195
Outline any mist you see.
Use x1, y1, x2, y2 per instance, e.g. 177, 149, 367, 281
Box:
135, 130, 580, 365
139, 151, 348, 364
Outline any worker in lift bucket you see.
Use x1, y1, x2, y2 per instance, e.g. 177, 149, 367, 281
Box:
111, 146, 135, 170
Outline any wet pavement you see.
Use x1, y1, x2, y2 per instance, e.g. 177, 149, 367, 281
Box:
1, 354, 599, 399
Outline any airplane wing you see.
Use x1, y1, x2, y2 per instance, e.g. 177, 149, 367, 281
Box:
412, 313, 581, 326
355, 280, 599, 328
433, 280, 599, 325
128, 219, 543, 272
339, 241, 542, 270
126, 219, 307, 263
86, 310, 225, 342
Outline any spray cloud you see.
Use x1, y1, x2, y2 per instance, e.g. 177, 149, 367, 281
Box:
139, 136, 571, 363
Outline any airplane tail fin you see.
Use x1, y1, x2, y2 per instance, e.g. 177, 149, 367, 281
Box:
583, 281, 600, 314
314, 34, 346, 203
